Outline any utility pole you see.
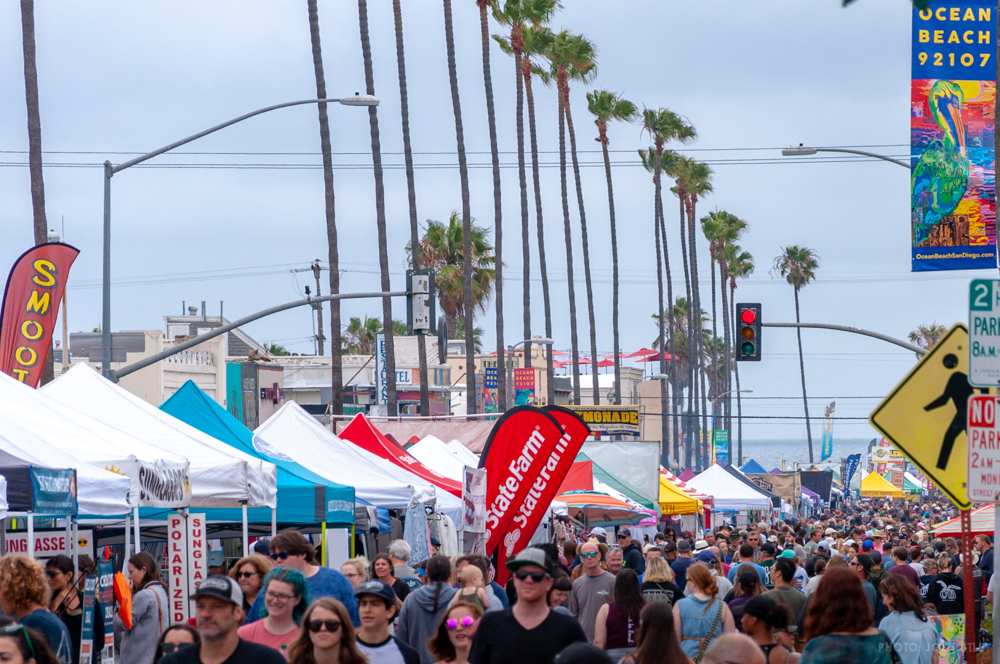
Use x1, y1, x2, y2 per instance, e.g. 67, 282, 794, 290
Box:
311, 260, 325, 355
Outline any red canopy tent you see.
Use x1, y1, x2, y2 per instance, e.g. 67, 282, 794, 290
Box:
636, 351, 674, 363
596, 358, 616, 368
557, 460, 594, 494
625, 347, 656, 358
339, 413, 463, 497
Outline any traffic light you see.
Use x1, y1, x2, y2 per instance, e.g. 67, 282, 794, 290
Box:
736, 303, 761, 361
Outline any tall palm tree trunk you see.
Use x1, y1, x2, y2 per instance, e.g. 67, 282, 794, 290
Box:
392, 0, 429, 416
307, 0, 344, 419
357, 0, 397, 415
477, 0, 505, 410
564, 98, 599, 404
731, 288, 744, 465
524, 65, 554, 404
687, 199, 708, 468
794, 287, 814, 462
677, 197, 694, 468
652, 185, 668, 467
658, 213, 680, 466
556, 79, 580, 404
20, 0, 46, 245
443, 0, 477, 414
513, 39, 532, 374
599, 133, 621, 404
719, 258, 732, 435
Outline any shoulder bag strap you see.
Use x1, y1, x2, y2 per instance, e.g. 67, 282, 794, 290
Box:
694, 600, 724, 663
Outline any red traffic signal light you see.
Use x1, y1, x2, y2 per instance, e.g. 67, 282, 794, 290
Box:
736, 303, 761, 361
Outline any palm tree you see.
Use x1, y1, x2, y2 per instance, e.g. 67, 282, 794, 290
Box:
587, 90, 637, 405
416, 212, 497, 335
357, 0, 397, 415
390, 0, 430, 416
451, 318, 485, 353
908, 323, 948, 356
20, 0, 46, 246
545, 31, 600, 404
492, 1, 556, 389
476, 0, 505, 410
702, 210, 747, 433
306, 0, 344, 418
442, 0, 477, 413
344, 316, 383, 355
726, 244, 754, 465
774, 245, 820, 462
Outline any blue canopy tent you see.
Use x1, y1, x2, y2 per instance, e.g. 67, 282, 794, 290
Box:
161, 381, 355, 526
740, 459, 768, 475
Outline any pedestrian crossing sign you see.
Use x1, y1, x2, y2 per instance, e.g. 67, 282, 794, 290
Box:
870, 324, 978, 510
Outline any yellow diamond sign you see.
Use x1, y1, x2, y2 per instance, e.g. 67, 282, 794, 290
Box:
870, 324, 988, 510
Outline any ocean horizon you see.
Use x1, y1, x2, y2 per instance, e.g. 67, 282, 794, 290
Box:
730, 438, 872, 470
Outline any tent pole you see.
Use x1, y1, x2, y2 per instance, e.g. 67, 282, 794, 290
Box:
241, 503, 249, 556
124, 511, 131, 562
132, 506, 140, 553
64, 517, 72, 569
271, 508, 277, 537
27, 514, 34, 560
321, 522, 327, 567
71, 517, 79, 577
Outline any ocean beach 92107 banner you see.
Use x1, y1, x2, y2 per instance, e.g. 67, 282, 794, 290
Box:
911, 1, 996, 271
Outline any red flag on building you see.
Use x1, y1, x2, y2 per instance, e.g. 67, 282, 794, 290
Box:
0, 242, 79, 387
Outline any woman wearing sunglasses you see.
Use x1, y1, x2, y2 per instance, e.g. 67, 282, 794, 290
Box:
287, 599, 366, 664
427, 602, 482, 664
237, 569, 310, 659
228, 555, 273, 617
0, 620, 60, 664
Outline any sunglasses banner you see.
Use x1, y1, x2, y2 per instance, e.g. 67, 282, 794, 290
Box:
479, 406, 589, 582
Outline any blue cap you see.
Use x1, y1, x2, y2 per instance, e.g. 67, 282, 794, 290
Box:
862, 539, 874, 550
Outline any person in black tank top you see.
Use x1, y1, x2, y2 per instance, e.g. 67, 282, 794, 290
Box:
739, 596, 791, 664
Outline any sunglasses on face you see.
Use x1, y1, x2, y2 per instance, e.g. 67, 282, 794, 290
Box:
270, 552, 290, 561
447, 616, 477, 630
307, 619, 341, 633
514, 570, 547, 583
237, 572, 258, 579
45, 569, 60, 578
580, 551, 599, 560
160, 643, 190, 655
0, 624, 34, 659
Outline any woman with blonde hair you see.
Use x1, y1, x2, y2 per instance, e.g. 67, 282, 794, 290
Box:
672, 562, 735, 662
338, 558, 367, 591
287, 599, 366, 664
0, 556, 72, 664
229, 554, 273, 615
639, 557, 684, 606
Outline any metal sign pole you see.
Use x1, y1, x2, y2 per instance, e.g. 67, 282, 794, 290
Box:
961, 508, 976, 662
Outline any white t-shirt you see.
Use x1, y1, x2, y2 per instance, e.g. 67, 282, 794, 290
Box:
357, 635, 419, 664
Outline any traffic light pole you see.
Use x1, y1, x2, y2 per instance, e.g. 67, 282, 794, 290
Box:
113, 290, 408, 381
761, 321, 925, 355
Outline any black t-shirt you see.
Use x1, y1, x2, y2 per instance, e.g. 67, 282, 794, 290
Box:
928, 572, 964, 615
469, 608, 586, 664
160, 638, 287, 664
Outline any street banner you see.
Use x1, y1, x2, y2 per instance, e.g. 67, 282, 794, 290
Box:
79, 574, 97, 664
479, 406, 588, 582
911, 2, 997, 271
713, 430, 730, 465
374, 332, 387, 405
167, 513, 190, 623
186, 513, 207, 618
512, 368, 535, 405
568, 405, 640, 437
97, 558, 115, 664
844, 454, 862, 491
0, 242, 79, 386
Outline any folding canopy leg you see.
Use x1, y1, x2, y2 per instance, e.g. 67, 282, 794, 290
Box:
133, 506, 140, 553
71, 518, 79, 577
124, 512, 131, 562
241, 503, 249, 556
27, 514, 34, 560
271, 508, 276, 537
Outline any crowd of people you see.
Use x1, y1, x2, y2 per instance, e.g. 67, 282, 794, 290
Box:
0, 497, 990, 664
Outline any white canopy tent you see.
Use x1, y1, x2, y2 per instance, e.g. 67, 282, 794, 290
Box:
43, 365, 276, 508
0, 417, 131, 515
407, 436, 465, 481
0, 372, 191, 509
446, 439, 480, 467
256, 403, 463, 522
686, 464, 772, 511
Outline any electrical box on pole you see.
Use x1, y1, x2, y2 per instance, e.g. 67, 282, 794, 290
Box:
406, 269, 435, 334
736, 303, 761, 361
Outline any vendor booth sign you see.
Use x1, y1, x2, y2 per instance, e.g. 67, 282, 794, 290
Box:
568, 405, 640, 437
3, 528, 93, 558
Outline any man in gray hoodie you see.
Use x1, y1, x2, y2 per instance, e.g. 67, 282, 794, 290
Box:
395, 555, 456, 664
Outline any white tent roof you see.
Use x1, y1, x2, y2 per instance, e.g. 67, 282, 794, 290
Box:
0, 417, 130, 515
446, 439, 480, 467
686, 464, 772, 511
0, 476, 8, 516
407, 436, 465, 481
255, 402, 461, 519
43, 364, 275, 508
0, 372, 191, 508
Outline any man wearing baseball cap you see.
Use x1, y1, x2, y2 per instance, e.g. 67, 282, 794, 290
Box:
354, 581, 419, 664
469, 548, 585, 663
160, 575, 286, 664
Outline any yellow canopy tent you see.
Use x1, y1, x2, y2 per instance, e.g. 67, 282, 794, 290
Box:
860, 471, 904, 498
659, 475, 702, 515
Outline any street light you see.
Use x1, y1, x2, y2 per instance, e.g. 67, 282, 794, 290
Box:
101, 95, 378, 377
781, 144, 910, 170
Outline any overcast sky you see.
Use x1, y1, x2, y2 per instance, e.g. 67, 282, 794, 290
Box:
0, 1, 970, 442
